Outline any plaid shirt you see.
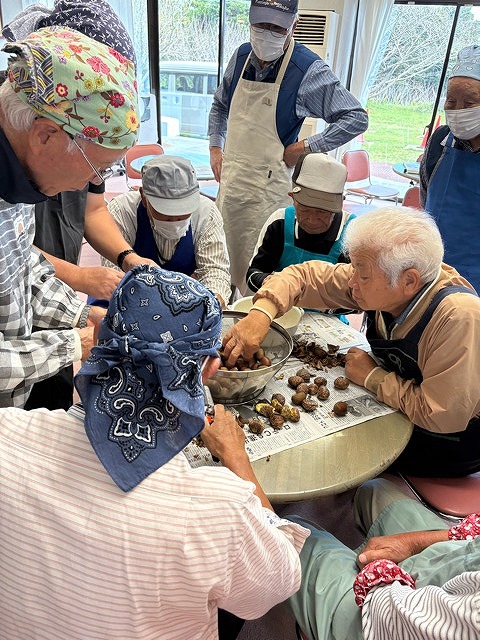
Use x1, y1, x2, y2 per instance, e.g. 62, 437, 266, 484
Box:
0, 198, 85, 408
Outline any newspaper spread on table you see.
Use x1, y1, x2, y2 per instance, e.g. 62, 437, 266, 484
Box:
184, 312, 395, 468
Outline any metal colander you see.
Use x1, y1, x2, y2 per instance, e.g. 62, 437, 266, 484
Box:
205, 311, 293, 404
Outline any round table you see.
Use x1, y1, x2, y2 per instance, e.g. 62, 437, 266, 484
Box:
252, 411, 412, 503
392, 162, 420, 184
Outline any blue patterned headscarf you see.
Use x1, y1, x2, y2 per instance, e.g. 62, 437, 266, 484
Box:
75, 265, 222, 492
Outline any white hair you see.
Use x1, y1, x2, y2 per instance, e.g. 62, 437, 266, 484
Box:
0, 64, 77, 154
343, 206, 444, 286
0, 81, 36, 131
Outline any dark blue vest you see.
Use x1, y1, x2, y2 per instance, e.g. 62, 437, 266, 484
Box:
88, 202, 196, 308
133, 201, 197, 274
228, 42, 318, 147
367, 285, 480, 476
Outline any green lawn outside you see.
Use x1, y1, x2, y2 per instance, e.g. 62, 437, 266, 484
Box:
363, 101, 442, 164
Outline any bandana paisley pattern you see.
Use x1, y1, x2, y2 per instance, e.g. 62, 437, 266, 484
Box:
93, 365, 181, 463
75, 265, 223, 491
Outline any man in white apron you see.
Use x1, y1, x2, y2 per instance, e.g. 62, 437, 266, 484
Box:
209, 0, 367, 296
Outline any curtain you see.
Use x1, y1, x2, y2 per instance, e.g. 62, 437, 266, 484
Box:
332, 0, 395, 159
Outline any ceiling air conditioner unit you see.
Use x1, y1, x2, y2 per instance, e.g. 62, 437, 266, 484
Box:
295, 10, 338, 65
295, 10, 339, 142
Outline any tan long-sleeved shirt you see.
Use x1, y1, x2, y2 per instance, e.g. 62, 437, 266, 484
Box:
253, 261, 480, 434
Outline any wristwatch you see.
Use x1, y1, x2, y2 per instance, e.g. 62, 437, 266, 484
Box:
303, 138, 311, 153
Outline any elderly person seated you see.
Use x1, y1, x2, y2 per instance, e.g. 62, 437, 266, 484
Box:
246, 152, 355, 322
420, 44, 480, 292
0, 265, 308, 639
289, 477, 480, 640
95, 156, 231, 309
222, 206, 480, 477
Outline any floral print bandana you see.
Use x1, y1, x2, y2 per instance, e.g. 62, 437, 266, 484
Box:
75, 265, 223, 492
3, 26, 139, 148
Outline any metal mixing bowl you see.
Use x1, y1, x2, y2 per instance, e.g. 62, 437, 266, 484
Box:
206, 311, 293, 404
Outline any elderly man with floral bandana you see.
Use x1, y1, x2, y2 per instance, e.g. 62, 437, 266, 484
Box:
0, 265, 309, 639
0, 25, 139, 408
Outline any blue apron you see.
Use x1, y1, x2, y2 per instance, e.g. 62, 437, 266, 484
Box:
278, 207, 353, 324
89, 202, 196, 308
366, 285, 480, 477
425, 132, 480, 292
132, 202, 196, 274
278, 206, 349, 268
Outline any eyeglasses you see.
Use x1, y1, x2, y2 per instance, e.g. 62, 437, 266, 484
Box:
69, 136, 114, 184
251, 23, 289, 38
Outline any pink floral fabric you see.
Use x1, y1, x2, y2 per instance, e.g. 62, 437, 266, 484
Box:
4, 26, 139, 149
448, 513, 480, 541
353, 559, 416, 608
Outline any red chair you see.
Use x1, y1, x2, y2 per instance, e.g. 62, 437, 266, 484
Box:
124, 143, 164, 189
342, 149, 399, 205
402, 186, 422, 209
400, 473, 480, 521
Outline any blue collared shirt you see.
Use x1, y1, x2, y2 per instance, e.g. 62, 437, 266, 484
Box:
208, 43, 368, 152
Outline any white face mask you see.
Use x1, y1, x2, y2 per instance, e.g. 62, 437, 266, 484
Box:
151, 216, 190, 240
445, 105, 480, 140
250, 26, 288, 62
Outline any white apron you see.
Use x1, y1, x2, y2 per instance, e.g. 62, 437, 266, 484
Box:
216, 41, 294, 293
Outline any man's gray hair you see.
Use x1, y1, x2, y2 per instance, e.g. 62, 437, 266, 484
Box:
0, 68, 75, 153
343, 206, 444, 286
0, 61, 36, 131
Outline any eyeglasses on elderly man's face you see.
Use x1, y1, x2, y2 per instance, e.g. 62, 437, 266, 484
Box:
69, 135, 115, 184
251, 23, 289, 38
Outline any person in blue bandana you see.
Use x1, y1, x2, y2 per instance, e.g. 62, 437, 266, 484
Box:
0, 265, 309, 640
420, 44, 480, 292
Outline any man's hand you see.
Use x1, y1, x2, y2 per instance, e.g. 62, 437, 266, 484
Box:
76, 326, 95, 362
215, 293, 227, 310
209, 146, 223, 182
283, 140, 306, 168
122, 252, 158, 272
222, 310, 271, 367
201, 404, 247, 465
81, 266, 123, 299
201, 404, 274, 511
345, 347, 378, 386
357, 530, 447, 569
85, 304, 106, 344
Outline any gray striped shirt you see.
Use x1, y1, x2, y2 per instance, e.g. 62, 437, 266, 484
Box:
208, 42, 368, 152
363, 572, 480, 639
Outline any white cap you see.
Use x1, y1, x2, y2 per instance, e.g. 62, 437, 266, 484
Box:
291, 153, 347, 213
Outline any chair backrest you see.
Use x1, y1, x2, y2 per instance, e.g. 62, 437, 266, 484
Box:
402, 186, 422, 209
125, 143, 164, 180
342, 150, 370, 183
403, 473, 480, 520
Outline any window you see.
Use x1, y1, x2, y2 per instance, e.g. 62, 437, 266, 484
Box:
363, 3, 480, 194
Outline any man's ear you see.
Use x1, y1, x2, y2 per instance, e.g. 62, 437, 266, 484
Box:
202, 356, 220, 382
402, 268, 422, 295
29, 117, 64, 153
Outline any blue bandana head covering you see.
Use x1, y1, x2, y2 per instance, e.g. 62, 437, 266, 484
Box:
75, 265, 222, 492
450, 45, 480, 82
